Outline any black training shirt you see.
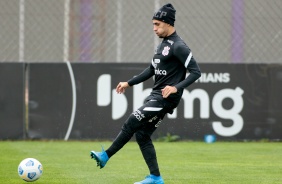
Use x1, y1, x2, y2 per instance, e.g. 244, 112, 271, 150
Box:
128, 32, 201, 105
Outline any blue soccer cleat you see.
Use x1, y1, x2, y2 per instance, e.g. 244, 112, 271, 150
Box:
134, 174, 164, 184
90, 146, 109, 169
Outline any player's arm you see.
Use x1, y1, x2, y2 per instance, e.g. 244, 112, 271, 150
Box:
116, 66, 154, 94
173, 42, 201, 91
127, 66, 154, 86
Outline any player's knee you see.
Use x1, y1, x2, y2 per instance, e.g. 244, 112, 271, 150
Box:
135, 131, 151, 146
135, 132, 143, 144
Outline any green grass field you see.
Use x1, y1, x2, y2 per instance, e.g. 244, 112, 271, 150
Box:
0, 141, 281, 184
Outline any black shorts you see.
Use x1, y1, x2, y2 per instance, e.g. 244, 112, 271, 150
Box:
131, 94, 176, 129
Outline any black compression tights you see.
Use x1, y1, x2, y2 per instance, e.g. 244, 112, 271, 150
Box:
105, 113, 161, 176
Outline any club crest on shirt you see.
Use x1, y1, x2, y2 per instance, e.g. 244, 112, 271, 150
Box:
162, 46, 170, 56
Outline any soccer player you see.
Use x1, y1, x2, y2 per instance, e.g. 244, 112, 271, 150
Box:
90, 3, 201, 184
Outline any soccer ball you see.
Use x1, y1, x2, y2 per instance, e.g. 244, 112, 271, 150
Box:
18, 158, 43, 182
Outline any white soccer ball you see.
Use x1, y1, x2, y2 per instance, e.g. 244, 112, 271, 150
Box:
18, 158, 43, 182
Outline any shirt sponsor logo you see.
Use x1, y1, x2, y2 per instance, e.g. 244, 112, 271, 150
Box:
155, 68, 167, 75
154, 59, 160, 63
152, 59, 167, 75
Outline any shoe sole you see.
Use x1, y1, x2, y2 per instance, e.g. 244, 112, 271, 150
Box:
134, 180, 164, 184
90, 151, 104, 169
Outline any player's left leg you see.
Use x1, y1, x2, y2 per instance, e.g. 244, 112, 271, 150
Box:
135, 113, 165, 175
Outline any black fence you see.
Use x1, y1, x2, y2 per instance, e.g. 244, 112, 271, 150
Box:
0, 63, 282, 140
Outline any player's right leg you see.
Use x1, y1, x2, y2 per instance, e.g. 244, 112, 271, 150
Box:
90, 111, 146, 168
